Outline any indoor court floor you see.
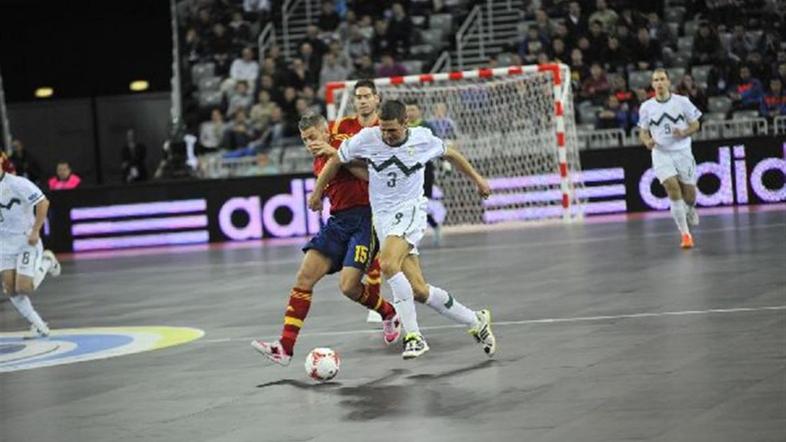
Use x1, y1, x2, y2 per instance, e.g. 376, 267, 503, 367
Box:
1, 205, 784, 442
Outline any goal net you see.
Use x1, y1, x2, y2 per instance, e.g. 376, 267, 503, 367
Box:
326, 64, 585, 226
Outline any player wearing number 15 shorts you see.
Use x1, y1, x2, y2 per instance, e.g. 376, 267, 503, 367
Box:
251, 112, 401, 367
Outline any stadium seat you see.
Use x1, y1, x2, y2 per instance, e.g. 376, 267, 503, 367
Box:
191, 63, 215, 85
732, 110, 760, 120
198, 90, 223, 109
666, 67, 685, 81
198, 76, 221, 92
703, 112, 727, 122
401, 60, 423, 75
429, 14, 453, 36
419, 29, 446, 47
684, 20, 699, 38
665, 7, 686, 23
708, 96, 732, 114
691, 65, 712, 85
628, 70, 653, 90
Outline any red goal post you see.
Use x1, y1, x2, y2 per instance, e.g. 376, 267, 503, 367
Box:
325, 63, 584, 225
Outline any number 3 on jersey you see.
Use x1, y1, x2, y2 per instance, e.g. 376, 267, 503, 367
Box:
386, 172, 397, 187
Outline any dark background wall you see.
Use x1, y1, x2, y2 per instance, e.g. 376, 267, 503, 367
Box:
7, 93, 170, 186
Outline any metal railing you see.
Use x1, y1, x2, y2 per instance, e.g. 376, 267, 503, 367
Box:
456, 5, 484, 71
281, 0, 314, 60
257, 22, 276, 64
431, 51, 452, 73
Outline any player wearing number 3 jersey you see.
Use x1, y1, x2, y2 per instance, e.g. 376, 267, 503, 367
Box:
309, 100, 497, 360
251, 112, 401, 367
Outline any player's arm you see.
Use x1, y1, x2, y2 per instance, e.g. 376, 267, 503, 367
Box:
308, 156, 342, 211
639, 129, 656, 150
637, 105, 656, 150
28, 197, 49, 245
672, 97, 702, 138
346, 160, 369, 181
672, 120, 700, 138
442, 144, 491, 198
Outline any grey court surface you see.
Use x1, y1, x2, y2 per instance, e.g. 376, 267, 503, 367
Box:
1, 206, 785, 442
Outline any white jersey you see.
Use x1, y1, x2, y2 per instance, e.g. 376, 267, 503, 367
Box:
0, 172, 46, 235
638, 93, 702, 152
337, 126, 446, 214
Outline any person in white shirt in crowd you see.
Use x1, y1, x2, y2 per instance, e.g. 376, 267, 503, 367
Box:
223, 47, 259, 94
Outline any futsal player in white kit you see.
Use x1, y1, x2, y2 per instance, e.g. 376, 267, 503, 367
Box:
638, 69, 702, 248
308, 100, 496, 359
0, 156, 61, 337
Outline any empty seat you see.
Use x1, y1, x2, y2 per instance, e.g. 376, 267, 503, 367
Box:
665, 7, 686, 23
429, 14, 453, 35
732, 110, 760, 120
401, 60, 423, 75
191, 63, 215, 85
198, 90, 223, 109
666, 67, 686, 81
691, 65, 712, 83
708, 96, 731, 114
628, 70, 653, 90
684, 20, 699, 37
419, 29, 445, 46
198, 76, 221, 92
703, 112, 727, 122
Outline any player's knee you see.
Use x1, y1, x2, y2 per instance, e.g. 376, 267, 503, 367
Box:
15, 281, 33, 295
294, 270, 318, 291
378, 258, 401, 278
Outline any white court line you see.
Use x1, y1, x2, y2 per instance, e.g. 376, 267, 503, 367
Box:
59, 221, 786, 279
200, 305, 786, 344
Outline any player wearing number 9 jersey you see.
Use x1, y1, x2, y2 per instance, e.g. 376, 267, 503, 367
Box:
638, 68, 702, 249
251, 112, 401, 367
309, 100, 497, 360
1, 158, 61, 338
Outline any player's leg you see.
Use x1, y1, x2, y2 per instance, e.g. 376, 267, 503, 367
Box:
423, 161, 442, 246
33, 250, 61, 290
402, 256, 496, 357
654, 149, 692, 247
676, 150, 699, 227
8, 242, 50, 337
378, 235, 428, 358
251, 250, 331, 365
338, 266, 401, 345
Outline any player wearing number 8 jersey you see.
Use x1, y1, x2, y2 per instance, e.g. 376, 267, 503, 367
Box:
1, 157, 61, 338
309, 100, 497, 360
638, 68, 702, 249
251, 112, 401, 367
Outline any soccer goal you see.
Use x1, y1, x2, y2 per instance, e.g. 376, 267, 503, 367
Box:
325, 64, 585, 226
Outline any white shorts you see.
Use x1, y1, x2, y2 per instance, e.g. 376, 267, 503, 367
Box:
652, 148, 697, 185
0, 233, 43, 278
374, 197, 428, 256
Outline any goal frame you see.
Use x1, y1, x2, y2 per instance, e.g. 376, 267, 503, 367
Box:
325, 63, 577, 221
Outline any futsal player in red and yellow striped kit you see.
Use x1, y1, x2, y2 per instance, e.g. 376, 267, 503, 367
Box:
251, 83, 399, 365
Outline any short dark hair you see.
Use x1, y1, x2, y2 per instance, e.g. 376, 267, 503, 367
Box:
354, 79, 377, 95
298, 112, 327, 131
652, 68, 670, 79
379, 100, 407, 121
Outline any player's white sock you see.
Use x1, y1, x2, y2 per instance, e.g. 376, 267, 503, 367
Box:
33, 257, 53, 290
9, 295, 47, 329
425, 285, 478, 327
387, 272, 420, 335
669, 199, 690, 235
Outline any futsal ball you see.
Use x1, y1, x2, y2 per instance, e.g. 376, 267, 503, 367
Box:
304, 347, 340, 382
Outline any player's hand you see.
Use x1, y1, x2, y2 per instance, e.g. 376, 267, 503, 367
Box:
477, 179, 491, 199
671, 128, 686, 138
308, 141, 336, 157
27, 231, 40, 246
644, 139, 656, 150
308, 192, 323, 212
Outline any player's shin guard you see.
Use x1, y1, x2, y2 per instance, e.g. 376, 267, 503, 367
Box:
387, 272, 420, 335
280, 287, 312, 355
669, 199, 690, 235
356, 283, 396, 320
425, 285, 478, 327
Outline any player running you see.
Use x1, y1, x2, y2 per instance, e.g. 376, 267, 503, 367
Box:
251, 113, 401, 366
638, 68, 702, 248
333, 79, 386, 323
308, 100, 496, 360
1, 153, 61, 337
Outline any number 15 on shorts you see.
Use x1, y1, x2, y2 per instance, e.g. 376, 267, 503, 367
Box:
354, 245, 368, 264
